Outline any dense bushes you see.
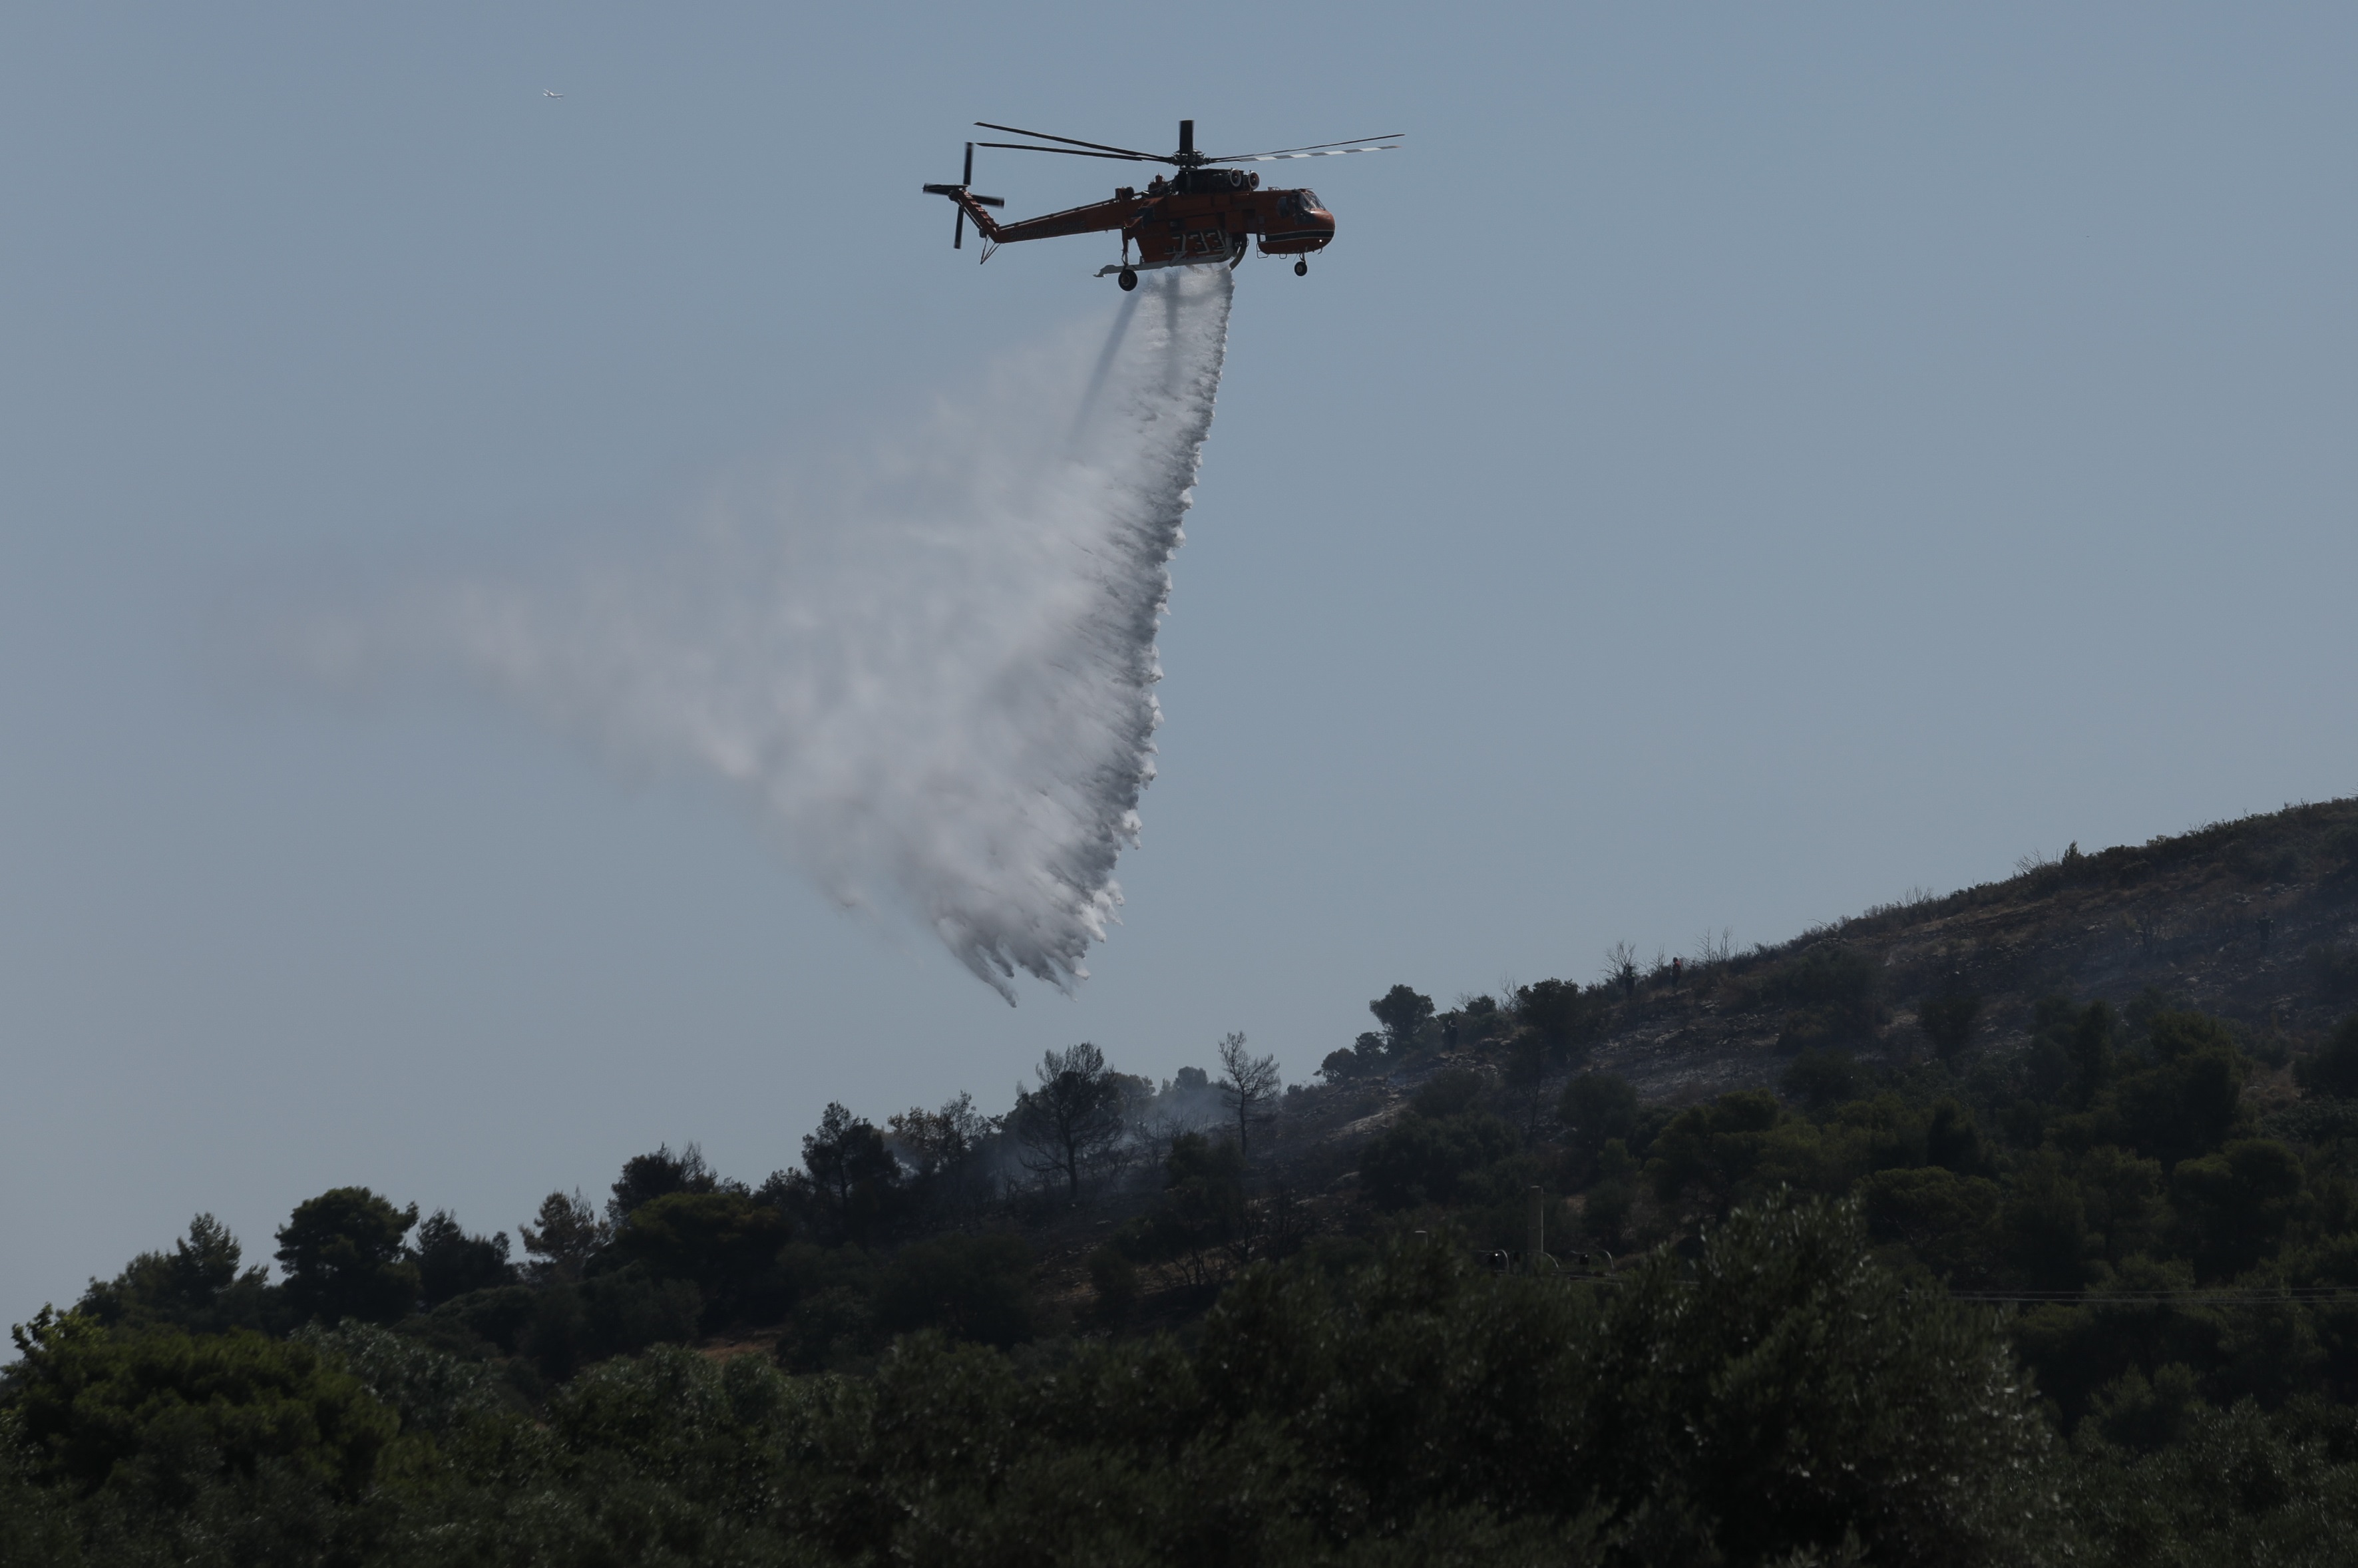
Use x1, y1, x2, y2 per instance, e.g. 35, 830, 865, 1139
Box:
13, 861, 2358, 1567
1764, 944, 1882, 1048
1579, 1003, 2358, 1452
1360, 1107, 1517, 1209
0, 1196, 2080, 1567
7, 1315, 397, 1500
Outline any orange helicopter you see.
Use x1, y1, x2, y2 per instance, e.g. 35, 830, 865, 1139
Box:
923, 119, 1399, 289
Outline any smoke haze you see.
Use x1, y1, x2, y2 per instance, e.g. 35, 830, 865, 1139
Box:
309, 267, 1235, 1000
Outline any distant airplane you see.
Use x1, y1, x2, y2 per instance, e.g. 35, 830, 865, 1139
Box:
543, 90, 563, 98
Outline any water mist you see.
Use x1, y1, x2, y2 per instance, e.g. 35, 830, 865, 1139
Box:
302, 267, 1235, 1000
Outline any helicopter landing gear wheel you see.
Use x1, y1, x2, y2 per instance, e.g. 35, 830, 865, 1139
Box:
1117, 268, 1137, 291
1293, 258, 1308, 277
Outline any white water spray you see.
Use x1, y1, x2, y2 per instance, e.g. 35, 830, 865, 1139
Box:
304, 268, 1233, 1000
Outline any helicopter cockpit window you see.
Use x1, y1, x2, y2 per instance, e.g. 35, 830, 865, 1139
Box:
1300, 190, 1323, 212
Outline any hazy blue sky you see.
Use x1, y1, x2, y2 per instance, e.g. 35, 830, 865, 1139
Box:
5, 3, 2354, 1327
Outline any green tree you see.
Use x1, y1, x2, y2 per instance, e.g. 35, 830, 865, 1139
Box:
2066, 999, 2119, 1109
1581, 1139, 1639, 1248
1360, 1109, 1517, 1210
1559, 1072, 1639, 1168
2076, 1143, 2164, 1262
517, 1187, 609, 1283
1583, 1191, 2061, 1564
604, 1142, 717, 1225
873, 1233, 1035, 1348
1924, 1098, 1987, 1175
1197, 1191, 2063, 1566
2112, 1010, 2251, 1167
1860, 1165, 2001, 1281
1010, 1042, 1125, 1204
2171, 1138, 2303, 1280
274, 1187, 419, 1326
607, 1189, 793, 1319
1136, 1131, 1250, 1282
413, 1210, 510, 1308
577, 1265, 703, 1362
887, 1091, 994, 1217
8, 1314, 397, 1499
1646, 1089, 1786, 1212
75, 1214, 275, 1334
1515, 978, 1594, 1062
1370, 984, 1437, 1054
1503, 1030, 1552, 1136
796, 1102, 904, 1243
1999, 1151, 2090, 1290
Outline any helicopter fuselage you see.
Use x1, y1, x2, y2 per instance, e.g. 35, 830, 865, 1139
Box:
947, 171, 1334, 268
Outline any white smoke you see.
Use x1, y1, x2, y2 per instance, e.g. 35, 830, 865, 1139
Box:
309, 266, 1234, 1001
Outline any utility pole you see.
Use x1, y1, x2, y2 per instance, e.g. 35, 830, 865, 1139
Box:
1524, 1186, 1552, 1275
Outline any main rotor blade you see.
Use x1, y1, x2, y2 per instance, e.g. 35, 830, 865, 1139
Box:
1208, 134, 1404, 161
973, 140, 1167, 164
1213, 145, 1400, 162
974, 121, 1161, 159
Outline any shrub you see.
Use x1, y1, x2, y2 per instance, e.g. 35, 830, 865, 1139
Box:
2295, 1016, 2358, 1100
873, 1233, 1034, 1348
2305, 944, 2358, 1000
1559, 1072, 1639, 1163
1781, 1048, 1867, 1110
1768, 946, 1881, 1047
1647, 1090, 1786, 1210
1411, 1068, 1483, 1118
1087, 1247, 1137, 1328
1360, 1111, 1517, 1210
427, 1284, 538, 1356
577, 1264, 702, 1360
1919, 987, 1982, 1059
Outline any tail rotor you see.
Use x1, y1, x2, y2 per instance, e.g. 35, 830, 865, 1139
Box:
921, 142, 1004, 254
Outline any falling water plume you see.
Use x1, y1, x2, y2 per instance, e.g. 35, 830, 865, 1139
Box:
307, 266, 1234, 1001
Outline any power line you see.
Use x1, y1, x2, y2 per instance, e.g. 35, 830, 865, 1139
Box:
1947, 1288, 2354, 1306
